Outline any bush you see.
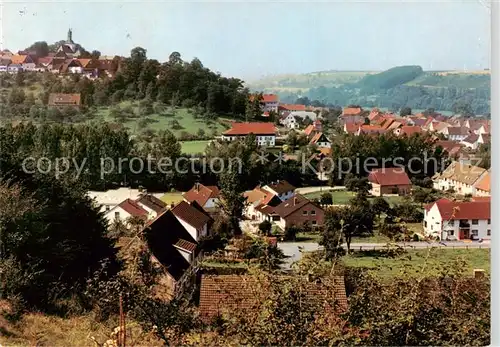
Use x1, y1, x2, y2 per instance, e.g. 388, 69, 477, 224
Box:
320, 192, 333, 205
284, 226, 299, 241
258, 220, 272, 236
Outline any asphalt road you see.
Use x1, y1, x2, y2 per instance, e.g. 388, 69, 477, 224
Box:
278, 240, 490, 269
295, 186, 346, 195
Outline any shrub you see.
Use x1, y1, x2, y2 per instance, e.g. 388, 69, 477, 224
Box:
284, 226, 299, 241
320, 192, 333, 205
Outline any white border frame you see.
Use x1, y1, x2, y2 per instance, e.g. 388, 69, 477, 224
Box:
492, 1, 499, 346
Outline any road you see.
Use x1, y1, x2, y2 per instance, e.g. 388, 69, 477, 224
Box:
295, 186, 346, 195
278, 240, 490, 269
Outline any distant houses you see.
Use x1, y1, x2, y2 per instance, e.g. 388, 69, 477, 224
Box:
432, 161, 488, 196
48, 93, 82, 108
221, 122, 277, 146
367, 167, 412, 196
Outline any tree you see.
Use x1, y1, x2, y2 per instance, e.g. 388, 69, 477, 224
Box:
400, 106, 412, 117
284, 226, 299, 241
319, 192, 333, 205
218, 170, 246, 236
344, 175, 371, 195
90, 50, 101, 60
371, 196, 390, 217
246, 93, 263, 121
258, 220, 272, 236
25, 41, 49, 57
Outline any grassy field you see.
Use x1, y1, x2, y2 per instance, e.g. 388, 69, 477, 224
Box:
342, 248, 490, 279
96, 103, 229, 138
180, 140, 210, 154
160, 191, 184, 205
303, 189, 404, 206
0, 311, 162, 346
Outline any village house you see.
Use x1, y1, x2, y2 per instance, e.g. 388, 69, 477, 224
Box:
435, 140, 463, 158
143, 208, 204, 300
243, 187, 282, 222
183, 183, 220, 212
423, 198, 491, 241
48, 93, 82, 108
221, 122, 277, 146
343, 122, 362, 134
87, 188, 166, 213
281, 113, 302, 129
309, 132, 331, 148
473, 169, 490, 197
368, 167, 412, 196
340, 106, 365, 125
250, 94, 279, 113
262, 180, 296, 201
461, 133, 491, 150
135, 193, 168, 219
356, 124, 387, 136
10, 54, 36, 71
104, 198, 149, 226
304, 119, 323, 137
394, 125, 423, 137
439, 126, 471, 141
273, 194, 325, 230
432, 161, 487, 195
279, 103, 306, 113
198, 274, 347, 321
171, 200, 212, 241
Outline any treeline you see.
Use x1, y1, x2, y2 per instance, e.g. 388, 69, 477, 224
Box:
0, 47, 253, 121
0, 122, 318, 192
328, 132, 449, 185
356, 65, 424, 89
283, 84, 490, 115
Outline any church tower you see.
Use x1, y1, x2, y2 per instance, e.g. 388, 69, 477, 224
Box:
67, 28, 73, 43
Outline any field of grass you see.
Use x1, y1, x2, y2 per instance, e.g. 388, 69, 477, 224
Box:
303, 189, 404, 206
96, 103, 229, 138
160, 191, 184, 205
342, 248, 490, 279
0, 311, 162, 346
180, 140, 210, 154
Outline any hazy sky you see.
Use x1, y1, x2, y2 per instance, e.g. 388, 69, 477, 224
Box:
1, 1, 491, 80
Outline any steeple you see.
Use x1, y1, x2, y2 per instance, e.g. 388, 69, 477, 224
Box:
67, 28, 73, 43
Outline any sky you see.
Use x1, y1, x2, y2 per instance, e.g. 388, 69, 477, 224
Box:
1, 0, 491, 81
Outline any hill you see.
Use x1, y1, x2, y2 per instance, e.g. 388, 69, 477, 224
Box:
248, 66, 491, 114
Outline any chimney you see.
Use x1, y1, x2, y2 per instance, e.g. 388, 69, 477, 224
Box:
473, 269, 485, 279
170, 202, 175, 209
195, 182, 200, 192
294, 197, 297, 205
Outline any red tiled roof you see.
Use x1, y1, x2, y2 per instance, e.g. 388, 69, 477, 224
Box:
48, 93, 81, 106
474, 170, 490, 192
273, 194, 318, 218
368, 167, 411, 186
344, 123, 361, 133
462, 134, 479, 144
433, 198, 490, 220
342, 107, 363, 116
199, 274, 347, 320
358, 124, 386, 135
171, 201, 211, 230
173, 238, 197, 253
279, 104, 306, 111
262, 94, 278, 103
399, 126, 422, 136
223, 122, 277, 136
304, 124, 316, 136
310, 132, 329, 145
135, 194, 167, 213
118, 198, 149, 217
183, 183, 220, 207
446, 127, 470, 136
10, 55, 28, 64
